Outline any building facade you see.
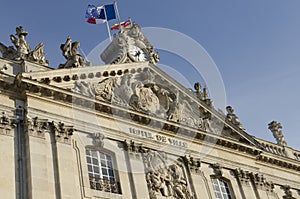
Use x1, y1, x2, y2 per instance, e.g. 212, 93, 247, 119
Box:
0, 25, 299, 199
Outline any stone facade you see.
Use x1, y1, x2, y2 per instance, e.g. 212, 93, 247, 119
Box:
0, 26, 299, 199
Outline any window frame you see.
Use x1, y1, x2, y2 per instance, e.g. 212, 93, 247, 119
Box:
85, 147, 121, 194
211, 177, 234, 199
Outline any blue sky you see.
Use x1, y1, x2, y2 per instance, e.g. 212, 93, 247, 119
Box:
0, 0, 300, 150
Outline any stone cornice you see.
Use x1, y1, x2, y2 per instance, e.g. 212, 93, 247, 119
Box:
256, 152, 300, 172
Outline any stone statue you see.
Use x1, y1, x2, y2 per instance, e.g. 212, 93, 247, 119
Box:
0, 26, 49, 66
58, 36, 85, 68
226, 106, 244, 130
194, 82, 203, 100
268, 121, 287, 146
10, 26, 31, 59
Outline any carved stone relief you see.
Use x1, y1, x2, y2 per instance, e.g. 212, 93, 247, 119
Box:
92, 133, 105, 148
73, 68, 215, 132
211, 163, 223, 177
0, 26, 49, 66
143, 150, 195, 199
101, 23, 159, 65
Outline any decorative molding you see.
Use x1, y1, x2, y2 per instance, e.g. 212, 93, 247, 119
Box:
50, 121, 74, 144
256, 155, 300, 172
123, 139, 145, 153
249, 173, 274, 192
0, 112, 16, 136
234, 168, 250, 185
26, 116, 48, 138
183, 155, 201, 174
92, 133, 105, 148
211, 163, 223, 177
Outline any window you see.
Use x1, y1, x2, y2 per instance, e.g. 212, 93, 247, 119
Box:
86, 148, 120, 194
211, 178, 233, 199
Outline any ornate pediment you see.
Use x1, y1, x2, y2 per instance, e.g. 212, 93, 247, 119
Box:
21, 61, 260, 148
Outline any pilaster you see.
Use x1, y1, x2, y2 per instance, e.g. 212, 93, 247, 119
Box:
123, 140, 149, 199
0, 113, 16, 199
50, 121, 80, 199
25, 117, 55, 199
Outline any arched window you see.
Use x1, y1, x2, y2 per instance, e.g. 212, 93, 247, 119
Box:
86, 148, 121, 194
211, 177, 233, 199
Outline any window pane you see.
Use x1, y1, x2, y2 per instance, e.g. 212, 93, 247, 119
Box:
101, 160, 107, 167
107, 161, 113, 168
86, 156, 91, 163
94, 166, 99, 174
109, 169, 114, 177
88, 165, 93, 172
92, 151, 97, 157
106, 155, 112, 161
92, 158, 98, 165
102, 168, 108, 176
100, 153, 105, 159
86, 149, 91, 156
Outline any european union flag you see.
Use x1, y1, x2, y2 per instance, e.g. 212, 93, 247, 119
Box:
85, 4, 116, 24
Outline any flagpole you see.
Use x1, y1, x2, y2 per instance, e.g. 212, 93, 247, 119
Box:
114, 0, 123, 31
103, 5, 112, 41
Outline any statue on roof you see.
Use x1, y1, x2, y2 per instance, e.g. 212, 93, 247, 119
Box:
268, 121, 287, 146
225, 106, 244, 130
0, 26, 49, 66
58, 36, 85, 69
